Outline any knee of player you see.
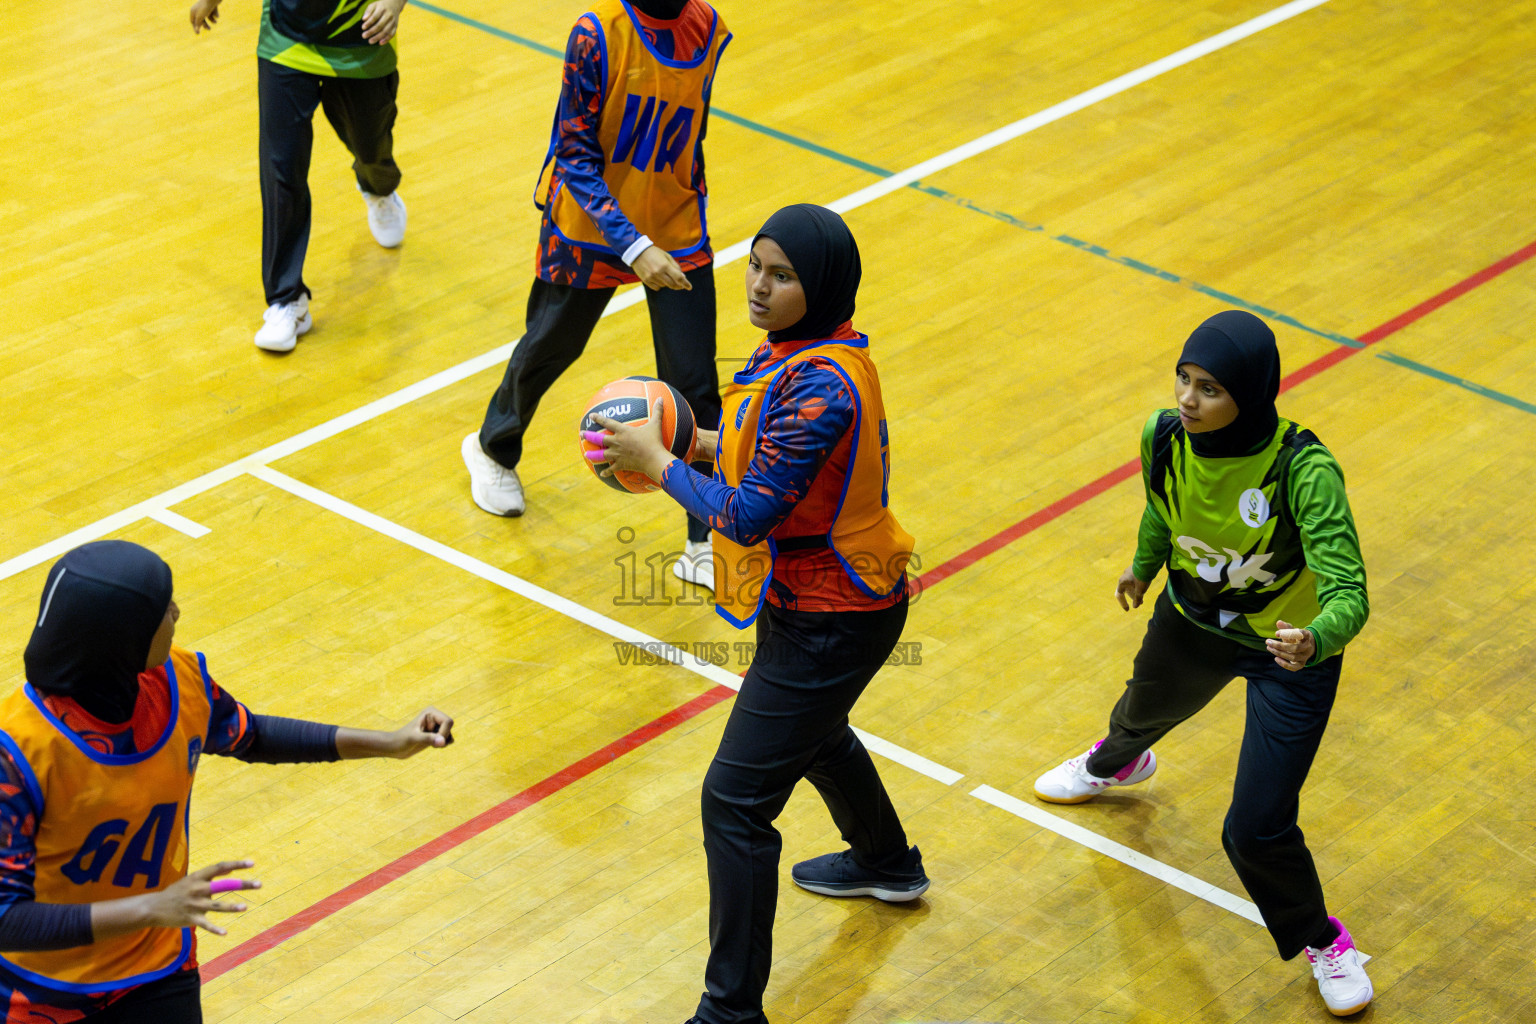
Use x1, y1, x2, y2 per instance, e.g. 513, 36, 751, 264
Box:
1221, 814, 1297, 858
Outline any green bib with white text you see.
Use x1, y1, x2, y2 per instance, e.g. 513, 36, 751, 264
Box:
1144, 410, 1322, 648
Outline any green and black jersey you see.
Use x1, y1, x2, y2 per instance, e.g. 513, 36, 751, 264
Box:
259, 0, 398, 78
1130, 410, 1368, 664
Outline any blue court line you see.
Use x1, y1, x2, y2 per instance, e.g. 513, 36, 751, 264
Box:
416, 2, 1536, 416
709, 110, 894, 177
413, 2, 1360, 351
411, 1, 563, 58
1376, 353, 1536, 416
905, 185, 1366, 349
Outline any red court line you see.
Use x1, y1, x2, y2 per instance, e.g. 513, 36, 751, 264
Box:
202, 235, 1535, 981
915, 235, 1536, 593
914, 461, 1140, 591
201, 684, 737, 980
1355, 237, 1536, 346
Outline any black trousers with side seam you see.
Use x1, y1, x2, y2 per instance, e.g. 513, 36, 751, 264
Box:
1085, 588, 1343, 960
694, 596, 913, 1024
258, 59, 401, 306
478, 266, 721, 542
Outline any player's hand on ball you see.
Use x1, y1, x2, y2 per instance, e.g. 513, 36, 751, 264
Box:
586, 399, 672, 480
632, 246, 691, 291
1266, 620, 1315, 671
1114, 567, 1149, 611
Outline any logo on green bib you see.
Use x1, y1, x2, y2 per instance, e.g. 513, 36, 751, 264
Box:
1239, 488, 1270, 528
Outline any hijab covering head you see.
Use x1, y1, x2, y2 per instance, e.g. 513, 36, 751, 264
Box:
631, 0, 688, 17
752, 204, 861, 343
24, 541, 173, 723
1177, 310, 1281, 457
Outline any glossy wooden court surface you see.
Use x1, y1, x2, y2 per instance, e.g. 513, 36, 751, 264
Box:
3, 0, 1535, 1021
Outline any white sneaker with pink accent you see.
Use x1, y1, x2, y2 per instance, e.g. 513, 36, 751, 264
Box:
1305, 916, 1373, 1016
1033, 739, 1157, 804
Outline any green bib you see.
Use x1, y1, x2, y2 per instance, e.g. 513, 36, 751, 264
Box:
258, 0, 397, 79
1144, 410, 1323, 648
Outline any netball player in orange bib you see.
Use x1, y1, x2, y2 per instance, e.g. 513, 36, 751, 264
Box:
464, 0, 729, 590
590, 204, 925, 1024
0, 541, 453, 1022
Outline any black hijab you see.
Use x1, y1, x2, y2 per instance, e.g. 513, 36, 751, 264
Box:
753, 204, 861, 344
23, 541, 173, 723
631, 0, 689, 16
1177, 310, 1282, 457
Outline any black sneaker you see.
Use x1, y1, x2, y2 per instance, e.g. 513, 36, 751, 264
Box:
790, 845, 930, 902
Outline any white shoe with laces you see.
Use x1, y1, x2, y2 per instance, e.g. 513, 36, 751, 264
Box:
254, 297, 312, 352
672, 539, 715, 592
461, 433, 525, 516
361, 189, 407, 248
1034, 739, 1157, 804
1305, 917, 1374, 1016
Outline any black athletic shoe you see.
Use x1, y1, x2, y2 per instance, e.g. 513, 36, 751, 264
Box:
790, 845, 930, 902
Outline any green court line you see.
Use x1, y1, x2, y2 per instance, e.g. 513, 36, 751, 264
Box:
1376, 353, 1536, 416
709, 110, 894, 177
411, 3, 1365, 353
910, 185, 1365, 348
412, 1, 563, 58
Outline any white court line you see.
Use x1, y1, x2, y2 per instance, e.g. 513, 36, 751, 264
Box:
0, 0, 1328, 588
5, 0, 1329, 926
972, 784, 1265, 925
256, 464, 1267, 927
0, 347, 515, 584
249, 465, 964, 787
147, 508, 211, 538
854, 729, 963, 786
823, 0, 1332, 217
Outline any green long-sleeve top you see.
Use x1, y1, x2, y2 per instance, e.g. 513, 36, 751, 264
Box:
1130, 410, 1369, 664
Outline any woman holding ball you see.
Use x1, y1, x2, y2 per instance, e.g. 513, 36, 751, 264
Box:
590, 203, 925, 1024
1032, 310, 1374, 1017
0, 540, 454, 1021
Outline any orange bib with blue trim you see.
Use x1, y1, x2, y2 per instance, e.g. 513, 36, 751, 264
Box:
538, 0, 730, 257
0, 647, 211, 993
713, 337, 914, 627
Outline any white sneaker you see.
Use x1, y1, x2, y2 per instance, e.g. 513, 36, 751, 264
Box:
1034, 739, 1157, 804
254, 297, 312, 352
361, 189, 406, 248
1305, 917, 1373, 1016
461, 433, 525, 516
673, 539, 715, 592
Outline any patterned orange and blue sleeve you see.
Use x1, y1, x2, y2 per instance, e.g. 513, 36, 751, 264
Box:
205, 678, 254, 758
662, 359, 855, 544
551, 16, 643, 257
0, 748, 37, 909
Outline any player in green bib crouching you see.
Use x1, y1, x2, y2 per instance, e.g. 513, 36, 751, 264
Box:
1034, 310, 1373, 1016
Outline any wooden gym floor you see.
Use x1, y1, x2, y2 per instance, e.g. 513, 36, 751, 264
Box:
3, 0, 1534, 1021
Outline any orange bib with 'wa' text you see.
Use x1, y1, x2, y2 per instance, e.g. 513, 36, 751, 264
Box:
539, 0, 730, 258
